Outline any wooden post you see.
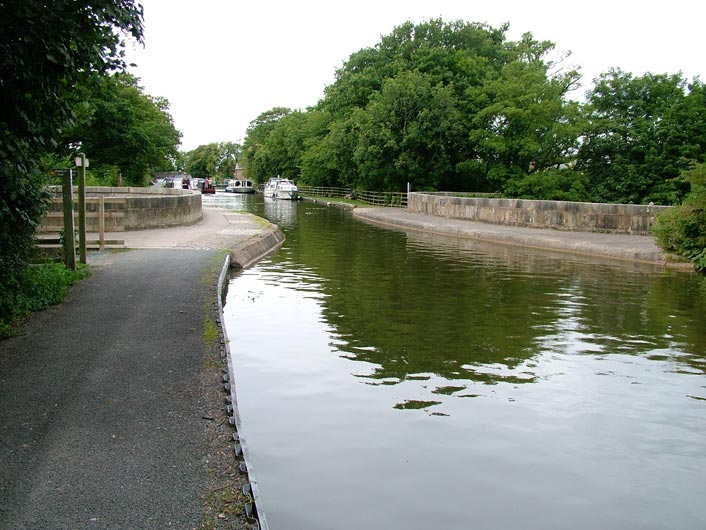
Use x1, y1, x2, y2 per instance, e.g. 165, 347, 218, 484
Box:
98, 196, 105, 251
61, 170, 76, 270
77, 153, 87, 264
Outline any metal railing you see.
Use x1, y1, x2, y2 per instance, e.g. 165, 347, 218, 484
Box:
297, 186, 408, 208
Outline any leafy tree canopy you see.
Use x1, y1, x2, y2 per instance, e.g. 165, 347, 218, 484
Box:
0, 0, 144, 164
576, 70, 706, 204
241, 108, 293, 183
60, 73, 181, 186
185, 142, 242, 181
242, 17, 706, 211
242, 18, 582, 193
0, 0, 144, 326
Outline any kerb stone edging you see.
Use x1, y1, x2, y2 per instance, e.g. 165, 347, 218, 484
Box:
229, 227, 285, 269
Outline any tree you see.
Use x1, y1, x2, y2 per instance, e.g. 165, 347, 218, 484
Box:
247, 19, 581, 194
0, 0, 143, 324
315, 18, 510, 190
243, 18, 706, 206
470, 33, 583, 192
186, 142, 242, 181
241, 108, 292, 183
64, 73, 181, 185
217, 142, 241, 180
576, 70, 705, 204
0, 1, 143, 150
300, 113, 358, 187
352, 71, 464, 191
186, 143, 221, 179
261, 111, 312, 180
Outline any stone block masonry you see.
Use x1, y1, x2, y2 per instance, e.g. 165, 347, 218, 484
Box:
42, 186, 203, 232
407, 193, 672, 235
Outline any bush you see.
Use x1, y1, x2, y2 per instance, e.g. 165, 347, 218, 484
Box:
0, 263, 90, 338
0, 163, 53, 332
653, 164, 706, 272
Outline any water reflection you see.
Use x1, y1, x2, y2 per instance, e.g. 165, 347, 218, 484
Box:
216, 195, 706, 396
222, 196, 706, 530
262, 196, 299, 226
318, 225, 704, 399
201, 190, 253, 211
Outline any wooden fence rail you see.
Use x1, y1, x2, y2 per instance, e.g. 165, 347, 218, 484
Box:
36, 196, 125, 251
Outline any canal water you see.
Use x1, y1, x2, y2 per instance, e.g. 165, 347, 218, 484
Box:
205, 193, 706, 530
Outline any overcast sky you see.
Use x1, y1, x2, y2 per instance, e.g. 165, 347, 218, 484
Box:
123, 0, 706, 152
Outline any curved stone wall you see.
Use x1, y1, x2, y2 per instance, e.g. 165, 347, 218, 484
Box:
408, 192, 672, 235
45, 186, 202, 231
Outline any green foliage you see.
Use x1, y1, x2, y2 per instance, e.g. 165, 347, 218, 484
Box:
217, 142, 240, 179
471, 34, 583, 188
241, 108, 293, 183
352, 71, 465, 191
185, 142, 242, 181
319, 18, 517, 191
300, 115, 358, 187
503, 168, 591, 201
265, 112, 311, 180
0, 263, 90, 338
577, 70, 704, 204
0, 0, 143, 325
186, 143, 221, 179
241, 19, 706, 206
243, 19, 581, 193
63, 73, 182, 186
0, 1, 143, 148
86, 165, 122, 186
654, 164, 706, 271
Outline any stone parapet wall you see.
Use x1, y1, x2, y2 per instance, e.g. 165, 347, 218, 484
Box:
407, 193, 672, 235
43, 186, 202, 232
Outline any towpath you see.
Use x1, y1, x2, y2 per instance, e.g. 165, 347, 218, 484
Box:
0, 207, 281, 530
353, 206, 675, 266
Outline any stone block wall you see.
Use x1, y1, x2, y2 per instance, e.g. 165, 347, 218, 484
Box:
407, 193, 672, 235
42, 186, 202, 232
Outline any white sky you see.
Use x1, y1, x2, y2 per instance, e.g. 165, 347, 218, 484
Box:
124, 0, 705, 152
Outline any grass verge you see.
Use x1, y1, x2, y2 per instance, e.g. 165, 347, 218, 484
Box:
0, 263, 90, 338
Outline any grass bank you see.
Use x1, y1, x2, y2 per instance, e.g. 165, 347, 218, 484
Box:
0, 263, 90, 338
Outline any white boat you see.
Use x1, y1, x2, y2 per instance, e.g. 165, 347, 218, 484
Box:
263, 177, 281, 197
275, 179, 298, 200
225, 178, 255, 193
263, 177, 299, 200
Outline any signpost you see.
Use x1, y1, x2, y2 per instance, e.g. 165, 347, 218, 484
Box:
51, 168, 76, 270
74, 153, 89, 264
51, 154, 89, 269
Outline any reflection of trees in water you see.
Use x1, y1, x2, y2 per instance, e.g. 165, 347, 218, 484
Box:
269, 202, 706, 388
